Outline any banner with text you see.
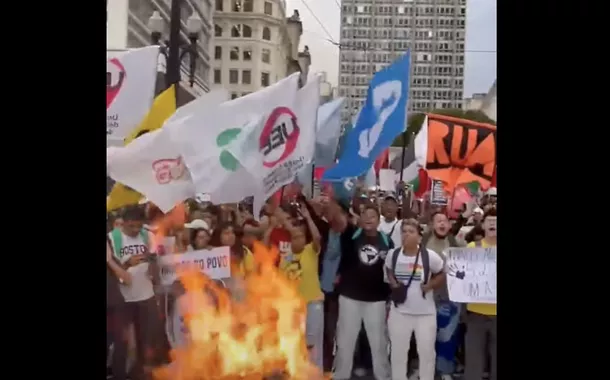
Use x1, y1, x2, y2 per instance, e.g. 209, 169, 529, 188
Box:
446, 247, 496, 304
158, 247, 231, 287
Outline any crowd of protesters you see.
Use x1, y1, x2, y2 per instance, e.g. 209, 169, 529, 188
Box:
106, 183, 497, 380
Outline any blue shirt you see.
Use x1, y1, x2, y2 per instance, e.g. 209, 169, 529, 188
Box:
320, 231, 342, 293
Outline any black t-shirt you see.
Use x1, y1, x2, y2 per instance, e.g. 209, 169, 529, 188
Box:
337, 231, 393, 302
107, 258, 125, 308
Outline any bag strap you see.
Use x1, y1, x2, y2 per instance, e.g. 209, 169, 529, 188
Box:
388, 220, 400, 238
111, 228, 123, 259
389, 248, 420, 290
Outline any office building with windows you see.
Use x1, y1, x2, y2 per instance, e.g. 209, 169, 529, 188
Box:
212, 0, 311, 99
338, 0, 467, 122
107, 0, 213, 103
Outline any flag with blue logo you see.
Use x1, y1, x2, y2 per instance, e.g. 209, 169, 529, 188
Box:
323, 51, 410, 181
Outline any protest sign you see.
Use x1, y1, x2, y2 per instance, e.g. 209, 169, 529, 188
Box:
379, 169, 395, 191
430, 179, 448, 205
158, 247, 231, 286
446, 247, 496, 304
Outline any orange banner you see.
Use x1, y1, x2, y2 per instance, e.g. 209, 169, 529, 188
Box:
425, 114, 496, 193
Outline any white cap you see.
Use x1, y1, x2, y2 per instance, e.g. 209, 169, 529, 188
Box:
184, 219, 210, 231
473, 207, 484, 214
486, 187, 497, 196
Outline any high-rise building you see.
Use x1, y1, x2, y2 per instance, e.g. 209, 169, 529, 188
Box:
337, 0, 467, 123
212, 0, 311, 98
107, 0, 214, 103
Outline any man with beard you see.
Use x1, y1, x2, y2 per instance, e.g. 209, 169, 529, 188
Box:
421, 212, 465, 380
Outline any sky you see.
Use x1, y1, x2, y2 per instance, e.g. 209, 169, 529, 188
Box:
285, 0, 496, 97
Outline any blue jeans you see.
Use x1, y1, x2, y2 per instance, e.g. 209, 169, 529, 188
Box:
306, 300, 324, 370
435, 301, 462, 375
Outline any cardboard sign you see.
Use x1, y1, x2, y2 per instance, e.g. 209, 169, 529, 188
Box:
158, 247, 231, 286
446, 247, 496, 304
430, 179, 448, 205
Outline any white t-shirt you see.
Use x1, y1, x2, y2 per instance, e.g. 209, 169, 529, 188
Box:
384, 248, 445, 315
379, 218, 402, 248
108, 231, 155, 302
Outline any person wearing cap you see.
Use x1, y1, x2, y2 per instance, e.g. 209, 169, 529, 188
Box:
185, 219, 213, 250
379, 193, 402, 248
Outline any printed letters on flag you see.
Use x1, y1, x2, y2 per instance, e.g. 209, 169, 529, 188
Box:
323, 50, 411, 181
226, 76, 320, 217
107, 46, 159, 144
424, 114, 497, 193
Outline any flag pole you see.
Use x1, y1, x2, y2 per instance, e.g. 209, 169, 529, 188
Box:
398, 131, 413, 182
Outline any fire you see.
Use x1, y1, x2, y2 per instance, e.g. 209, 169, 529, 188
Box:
154, 241, 322, 380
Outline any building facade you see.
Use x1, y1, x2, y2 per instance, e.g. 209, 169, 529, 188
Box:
107, 0, 214, 104
464, 79, 496, 121
337, 0, 467, 122
212, 0, 310, 98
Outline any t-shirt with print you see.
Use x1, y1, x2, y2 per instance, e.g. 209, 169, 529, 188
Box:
384, 248, 444, 315
108, 231, 155, 303
379, 218, 402, 248
279, 243, 324, 303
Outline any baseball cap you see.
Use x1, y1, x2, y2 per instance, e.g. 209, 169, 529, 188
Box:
184, 219, 210, 232
486, 187, 497, 196
384, 192, 398, 202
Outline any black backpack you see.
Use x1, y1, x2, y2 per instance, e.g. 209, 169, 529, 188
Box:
390, 245, 431, 298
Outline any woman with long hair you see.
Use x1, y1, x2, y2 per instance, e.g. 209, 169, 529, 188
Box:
210, 222, 255, 277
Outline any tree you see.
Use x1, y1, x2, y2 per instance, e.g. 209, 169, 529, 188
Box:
391, 108, 496, 147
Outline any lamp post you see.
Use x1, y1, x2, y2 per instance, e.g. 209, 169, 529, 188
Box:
147, 4, 202, 104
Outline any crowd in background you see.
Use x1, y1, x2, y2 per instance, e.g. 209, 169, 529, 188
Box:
106, 182, 497, 380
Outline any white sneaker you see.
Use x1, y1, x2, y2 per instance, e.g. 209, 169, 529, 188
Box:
353, 367, 367, 377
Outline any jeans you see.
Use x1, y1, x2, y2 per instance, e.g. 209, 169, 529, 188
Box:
333, 295, 391, 380
436, 301, 462, 375
107, 305, 129, 380
323, 291, 339, 372
388, 309, 437, 380
306, 301, 324, 370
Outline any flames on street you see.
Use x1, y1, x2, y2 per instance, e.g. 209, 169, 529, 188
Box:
154, 241, 323, 380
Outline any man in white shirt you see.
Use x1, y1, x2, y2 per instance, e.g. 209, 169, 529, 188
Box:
108, 206, 163, 379
378, 194, 402, 247
384, 219, 446, 380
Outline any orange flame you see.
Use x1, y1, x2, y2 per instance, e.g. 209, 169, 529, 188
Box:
154, 241, 322, 380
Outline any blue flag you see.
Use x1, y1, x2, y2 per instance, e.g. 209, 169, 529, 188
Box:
323, 51, 410, 181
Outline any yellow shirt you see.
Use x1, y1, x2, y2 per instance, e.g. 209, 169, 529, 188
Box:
466, 240, 496, 316
236, 246, 255, 277
279, 243, 324, 303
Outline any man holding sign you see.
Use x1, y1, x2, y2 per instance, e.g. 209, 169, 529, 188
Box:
464, 208, 497, 380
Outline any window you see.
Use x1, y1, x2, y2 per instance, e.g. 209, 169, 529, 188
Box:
230, 47, 239, 60
242, 70, 251, 84
244, 0, 253, 12
213, 69, 221, 84
229, 69, 238, 84
231, 93, 238, 99
264, 1, 272, 15
215, 0, 223, 11
261, 48, 271, 63
262, 27, 271, 40
261, 72, 270, 87
214, 46, 222, 59
232, 24, 252, 38
233, 0, 252, 12
243, 48, 252, 61
214, 24, 222, 37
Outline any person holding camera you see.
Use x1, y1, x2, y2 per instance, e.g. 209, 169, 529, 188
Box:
385, 219, 446, 380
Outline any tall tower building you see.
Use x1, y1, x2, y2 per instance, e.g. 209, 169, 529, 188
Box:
337, 0, 467, 123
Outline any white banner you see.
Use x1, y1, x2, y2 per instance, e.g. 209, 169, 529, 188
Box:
158, 247, 231, 286
107, 46, 159, 144
446, 247, 496, 304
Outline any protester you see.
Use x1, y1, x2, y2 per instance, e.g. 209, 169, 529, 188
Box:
186, 219, 212, 250
107, 239, 132, 380
210, 222, 254, 277
464, 208, 497, 380
107, 206, 164, 380
275, 201, 324, 369
333, 205, 392, 380
385, 219, 446, 380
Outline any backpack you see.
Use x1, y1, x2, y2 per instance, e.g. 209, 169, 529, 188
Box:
110, 228, 150, 259
421, 232, 458, 248
390, 245, 430, 297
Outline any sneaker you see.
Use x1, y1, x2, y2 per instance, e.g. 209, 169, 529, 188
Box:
440, 375, 453, 380
353, 367, 367, 377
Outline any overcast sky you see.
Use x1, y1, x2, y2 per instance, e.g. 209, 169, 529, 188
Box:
285, 0, 496, 97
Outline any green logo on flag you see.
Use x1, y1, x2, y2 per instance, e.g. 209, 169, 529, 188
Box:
216, 128, 241, 171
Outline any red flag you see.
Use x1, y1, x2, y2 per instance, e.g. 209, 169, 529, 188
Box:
374, 148, 390, 176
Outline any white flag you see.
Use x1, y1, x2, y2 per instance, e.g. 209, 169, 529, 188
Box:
167, 73, 301, 206
107, 46, 159, 144
227, 76, 320, 216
